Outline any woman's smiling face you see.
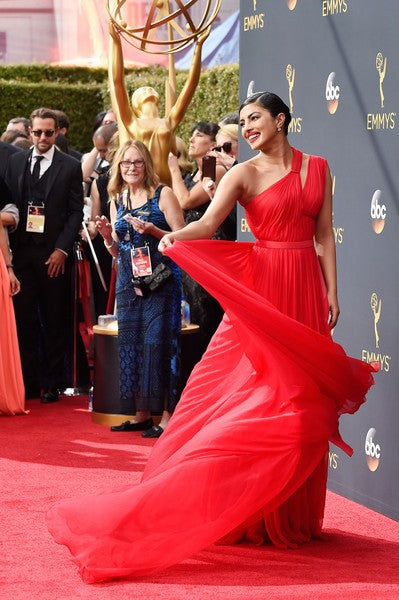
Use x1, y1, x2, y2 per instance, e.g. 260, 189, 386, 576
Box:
239, 103, 281, 151
120, 146, 146, 187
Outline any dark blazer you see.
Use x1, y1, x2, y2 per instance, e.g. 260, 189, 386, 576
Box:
0, 141, 21, 208
7, 147, 83, 254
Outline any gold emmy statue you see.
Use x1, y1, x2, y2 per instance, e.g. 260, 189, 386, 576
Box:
370, 292, 381, 349
286, 64, 295, 114
107, 0, 221, 186
375, 52, 387, 109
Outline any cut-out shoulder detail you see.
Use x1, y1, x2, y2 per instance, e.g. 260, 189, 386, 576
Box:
300, 153, 311, 190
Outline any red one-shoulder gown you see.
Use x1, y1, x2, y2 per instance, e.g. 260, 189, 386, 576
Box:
47, 148, 376, 582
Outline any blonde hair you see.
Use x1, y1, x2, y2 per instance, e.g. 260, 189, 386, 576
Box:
107, 140, 159, 204
176, 137, 193, 175
218, 123, 238, 142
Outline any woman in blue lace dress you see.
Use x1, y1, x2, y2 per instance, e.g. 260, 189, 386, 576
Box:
96, 140, 185, 438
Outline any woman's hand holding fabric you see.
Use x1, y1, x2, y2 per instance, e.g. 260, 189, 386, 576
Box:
158, 233, 175, 253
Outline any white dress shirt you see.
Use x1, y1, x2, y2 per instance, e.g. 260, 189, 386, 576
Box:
31, 145, 55, 178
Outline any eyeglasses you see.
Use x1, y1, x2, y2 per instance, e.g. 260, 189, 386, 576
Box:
32, 129, 55, 138
120, 159, 145, 169
212, 142, 232, 153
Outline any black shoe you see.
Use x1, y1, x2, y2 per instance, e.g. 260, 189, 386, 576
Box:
141, 425, 164, 438
40, 388, 59, 404
110, 418, 154, 432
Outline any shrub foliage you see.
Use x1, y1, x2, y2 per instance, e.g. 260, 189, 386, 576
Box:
0, 63, 239, 152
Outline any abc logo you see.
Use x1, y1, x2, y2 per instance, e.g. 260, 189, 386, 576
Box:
370, 189, 386, 234
326, 72, 340, 114
365, 427, 381, 472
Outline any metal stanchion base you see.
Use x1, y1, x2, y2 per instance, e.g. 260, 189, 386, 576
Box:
61, 386, 90, 396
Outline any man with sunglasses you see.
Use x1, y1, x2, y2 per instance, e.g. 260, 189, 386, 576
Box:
6, 107, 83, 403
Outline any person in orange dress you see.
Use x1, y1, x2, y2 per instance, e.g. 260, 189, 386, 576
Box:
0, 218, 26, 415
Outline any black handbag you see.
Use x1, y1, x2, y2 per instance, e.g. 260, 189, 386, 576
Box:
133, 261, 173, 296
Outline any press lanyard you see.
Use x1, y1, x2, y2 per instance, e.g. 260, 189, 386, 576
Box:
124, 192, 153, 278
26, 153, 46, 233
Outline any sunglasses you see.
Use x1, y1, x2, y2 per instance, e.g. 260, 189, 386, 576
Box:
120, 159, 145, 169
32, 129, 55, 138
212, 142, 232, 153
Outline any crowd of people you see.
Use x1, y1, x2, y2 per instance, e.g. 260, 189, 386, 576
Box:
0, 103, 239, 422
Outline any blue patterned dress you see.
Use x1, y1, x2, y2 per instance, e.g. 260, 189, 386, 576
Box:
113, 185, 181, 414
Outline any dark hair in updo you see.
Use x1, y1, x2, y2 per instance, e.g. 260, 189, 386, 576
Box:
191, 121, 220, 141
239, 92, 292, 136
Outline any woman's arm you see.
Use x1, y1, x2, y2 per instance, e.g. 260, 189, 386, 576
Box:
168, 153, 226, 210
0, 220, 20, 295
314, 165, 340, 329
211, 149, 237, 172
95, 200, 119, 258
201, 176, 215, 200
87, 178, 101, 239
0, 205, 18, 229
159, 165, 245, 250
181, 164, 226, 210
167, 153, 191, 206
81, 147, 99, 182
158, 186, 185, 232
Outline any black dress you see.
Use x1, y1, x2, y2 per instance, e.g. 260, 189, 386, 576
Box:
182, 170, 236, 357
89, 171, 113, 317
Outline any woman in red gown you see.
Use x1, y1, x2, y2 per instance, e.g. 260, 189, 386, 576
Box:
47, 92, 377, 582
0, 219, 26, 415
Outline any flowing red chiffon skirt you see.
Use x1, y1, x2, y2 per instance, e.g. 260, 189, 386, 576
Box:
0, 254, 26, 415
47, 148, 377, 582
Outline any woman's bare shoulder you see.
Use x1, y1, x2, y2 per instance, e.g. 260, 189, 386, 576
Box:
159, 184, 179, 204
217, 159, 259, 205
226, 158, 258, 179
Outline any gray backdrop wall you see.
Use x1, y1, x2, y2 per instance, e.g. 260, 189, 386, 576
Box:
238, 0, 398, 520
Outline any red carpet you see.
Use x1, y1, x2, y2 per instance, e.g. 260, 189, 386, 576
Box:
1, 395, 398, 599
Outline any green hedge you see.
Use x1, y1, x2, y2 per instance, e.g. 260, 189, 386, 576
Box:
0, 64, 109, 84
0, 64, 239, 152
0, 80, 104, 152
